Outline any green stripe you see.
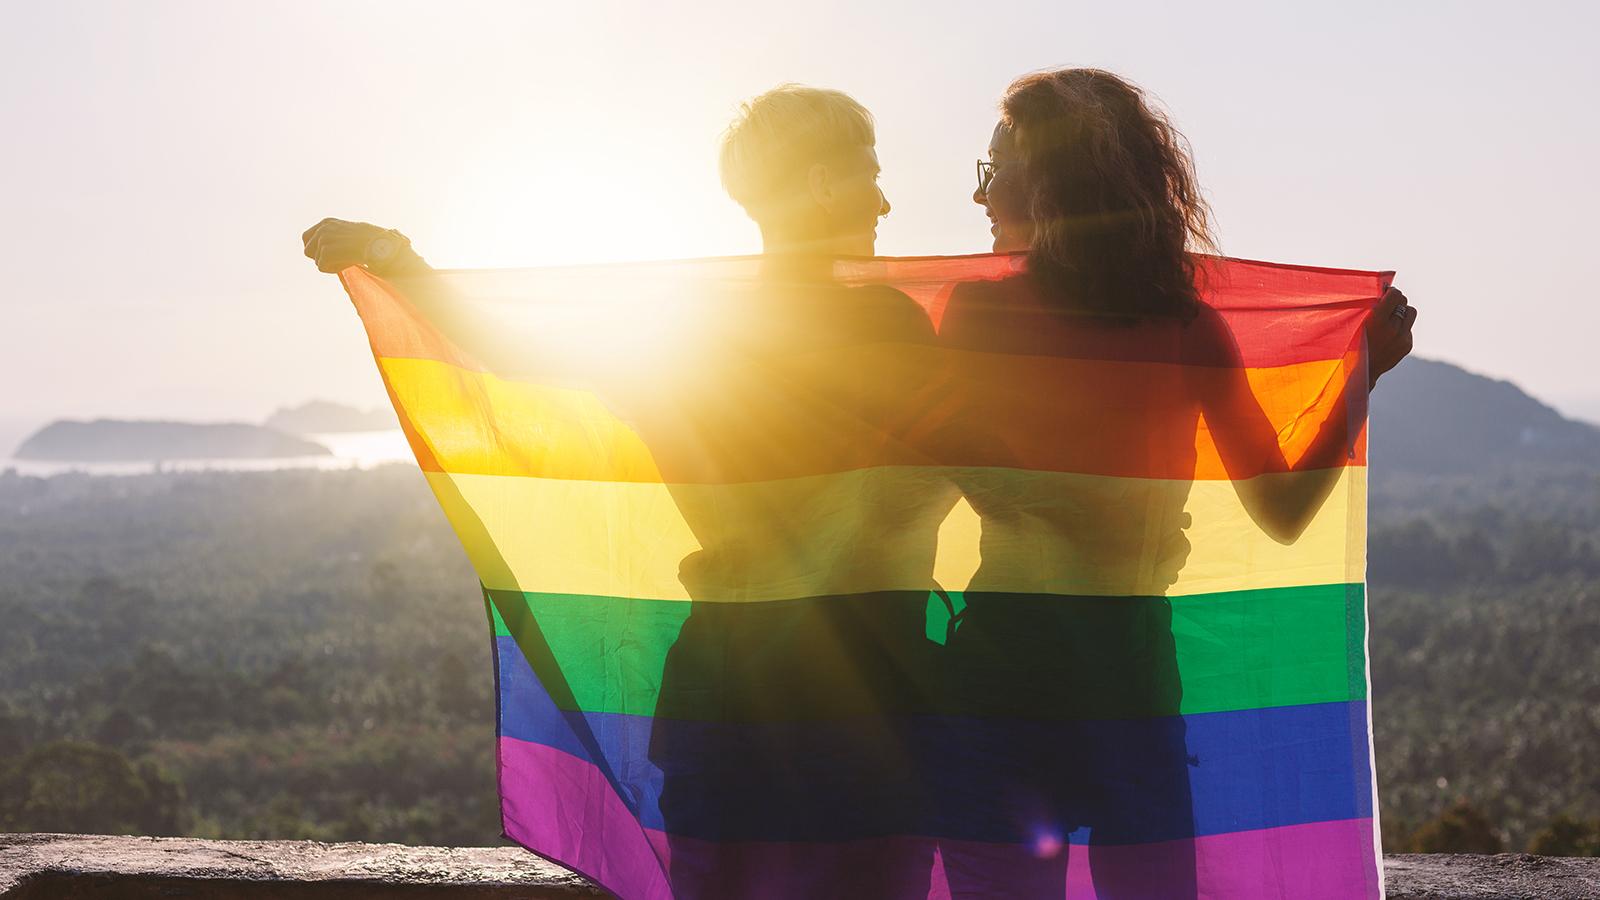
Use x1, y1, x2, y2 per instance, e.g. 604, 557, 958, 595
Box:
1170, 582, 1367, 714
488, 583, 1365, 720
488, 593, 510, 636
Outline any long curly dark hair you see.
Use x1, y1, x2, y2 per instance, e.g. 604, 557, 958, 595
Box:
1001, 68, 1216, 320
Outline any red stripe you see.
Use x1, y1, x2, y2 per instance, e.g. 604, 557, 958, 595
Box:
343, 253, 1389, 372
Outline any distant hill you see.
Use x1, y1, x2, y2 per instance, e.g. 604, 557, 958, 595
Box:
1371, 357, 1600, 476
11, 361, 1590, 471
263, 401, 397, 435
13, 420, 330, 462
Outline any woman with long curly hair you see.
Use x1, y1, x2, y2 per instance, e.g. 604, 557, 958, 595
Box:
933, 68, 1415, 897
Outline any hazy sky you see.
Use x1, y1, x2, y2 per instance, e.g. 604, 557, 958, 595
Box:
3, 0, 1596, 440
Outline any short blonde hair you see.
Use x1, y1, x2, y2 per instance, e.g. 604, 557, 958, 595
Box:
719, 84, 876, 217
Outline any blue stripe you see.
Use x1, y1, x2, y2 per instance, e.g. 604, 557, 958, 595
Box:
494, 635, 1371, 845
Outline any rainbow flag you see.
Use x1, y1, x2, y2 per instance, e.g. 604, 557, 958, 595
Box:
339, 252, 1388, 899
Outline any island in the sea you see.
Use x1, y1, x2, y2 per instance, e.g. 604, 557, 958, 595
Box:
12, 420, 331, 462
263, 400, 397, 435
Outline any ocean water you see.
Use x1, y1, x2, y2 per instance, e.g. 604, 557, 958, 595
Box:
0, 430, 414, 478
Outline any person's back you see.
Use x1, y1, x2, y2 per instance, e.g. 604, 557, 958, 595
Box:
634, 273, 949, 897
634, 86, 950, 898
938, 274, 1218, 601
934, 275, 1198, 897
634, 277, 948, 592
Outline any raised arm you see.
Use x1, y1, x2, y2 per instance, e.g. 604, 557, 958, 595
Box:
1198, 287, 1415, 544
301, 218, 564, 380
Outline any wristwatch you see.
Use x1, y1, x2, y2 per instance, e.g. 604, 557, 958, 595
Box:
363, 228, 412, 272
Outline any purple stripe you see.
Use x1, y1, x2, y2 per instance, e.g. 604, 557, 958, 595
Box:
498, 737, 672, 900
499, 737, 1379, 899
650, 823, 1378, 900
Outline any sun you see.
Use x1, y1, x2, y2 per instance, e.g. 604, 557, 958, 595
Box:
422, 139, 752, 271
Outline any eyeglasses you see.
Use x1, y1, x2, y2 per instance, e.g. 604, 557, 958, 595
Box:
976, 159, 996, 194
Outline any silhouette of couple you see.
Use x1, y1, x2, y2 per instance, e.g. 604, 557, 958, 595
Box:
306, 69, 1416, 899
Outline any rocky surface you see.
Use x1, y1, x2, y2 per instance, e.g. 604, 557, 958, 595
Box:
0, 833, 607, 898
5, 834, 1600, 898
1386, 853, 1600, 899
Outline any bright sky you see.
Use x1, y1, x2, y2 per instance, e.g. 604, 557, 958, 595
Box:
3, 0, 1596, 442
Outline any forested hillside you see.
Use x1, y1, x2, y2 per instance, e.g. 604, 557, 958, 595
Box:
3, 357, 1599, 852
3, 461, 1598, 850
0, 467, 497, 844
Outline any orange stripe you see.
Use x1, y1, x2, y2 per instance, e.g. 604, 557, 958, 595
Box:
376, 351, 1364, 483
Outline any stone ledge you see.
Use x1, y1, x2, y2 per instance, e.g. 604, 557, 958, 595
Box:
0, 833, 608, 898
1385, 853, 1600, 900
5, 834, 1600, 898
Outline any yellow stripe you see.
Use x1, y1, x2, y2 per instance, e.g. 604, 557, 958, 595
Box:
381, 356, 663, 481
424, 466, 1364, 602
